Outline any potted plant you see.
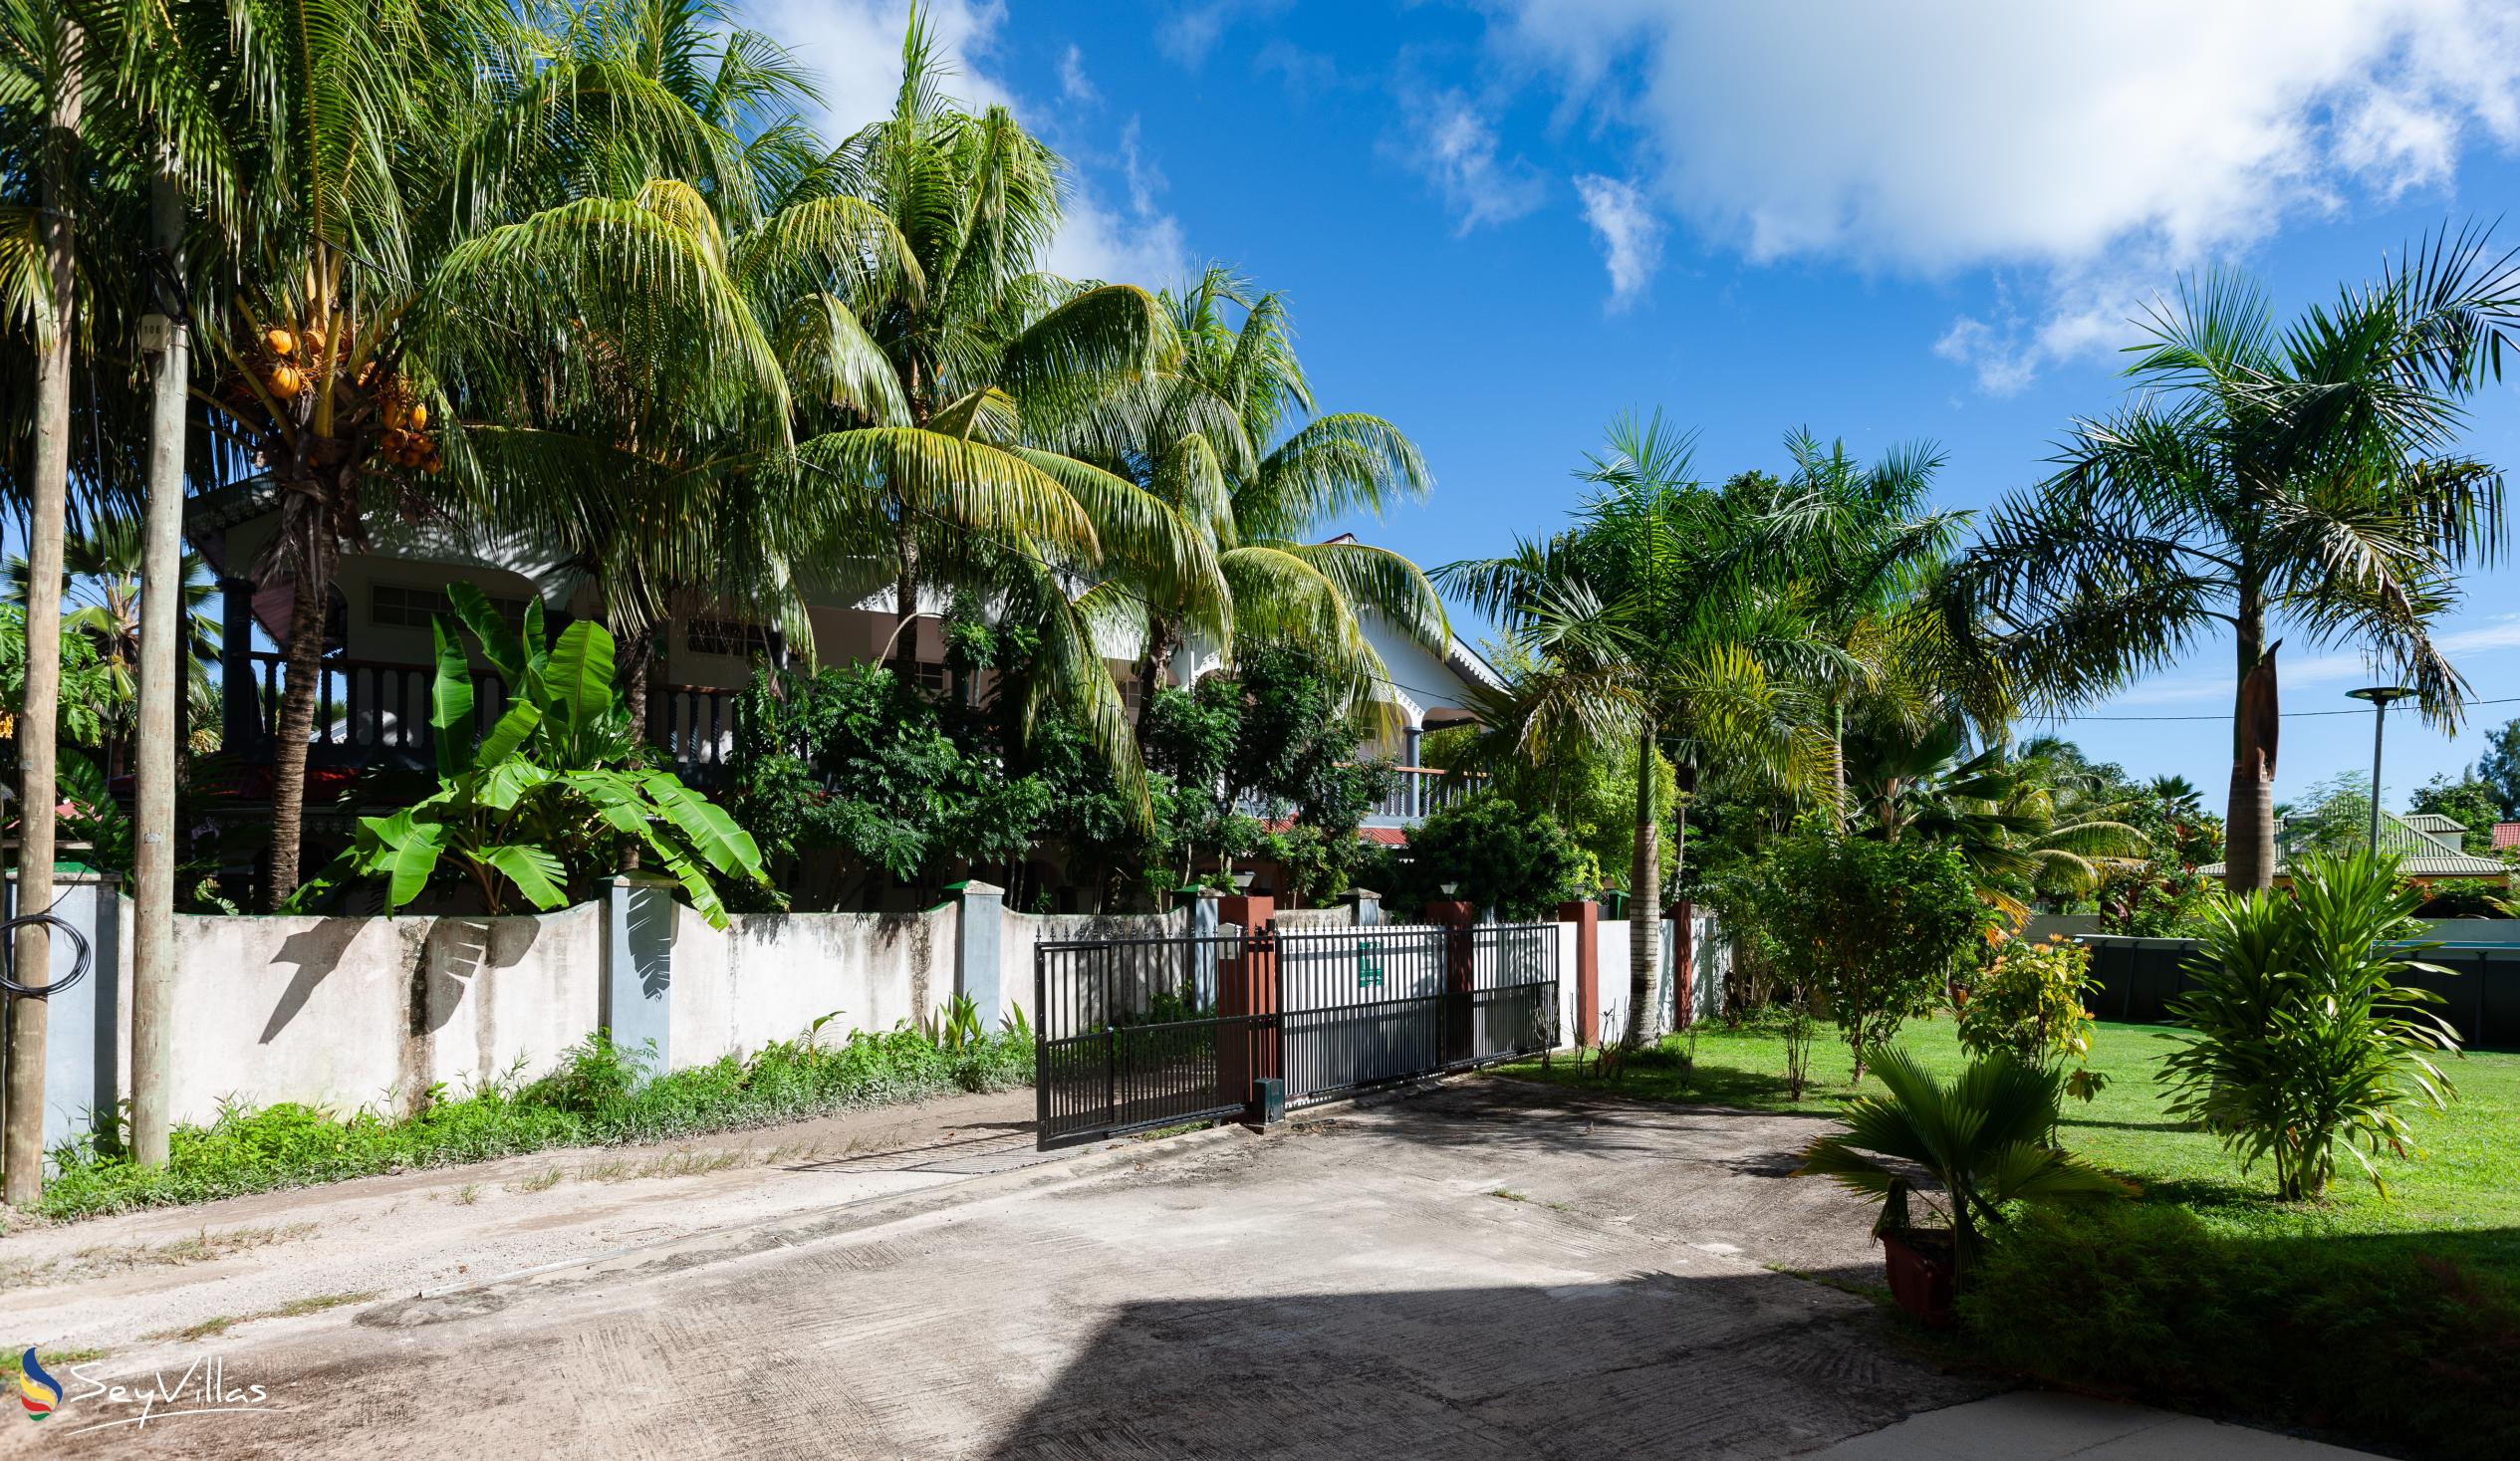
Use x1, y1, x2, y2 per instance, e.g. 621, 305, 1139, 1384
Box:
1796, 1048, 2132, 1323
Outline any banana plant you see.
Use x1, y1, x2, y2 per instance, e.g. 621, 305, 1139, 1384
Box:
341, 584, 767, 926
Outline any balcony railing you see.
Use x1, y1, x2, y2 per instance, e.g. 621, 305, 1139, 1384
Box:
232, 653, 733, 783
1235, 765, 1480, 827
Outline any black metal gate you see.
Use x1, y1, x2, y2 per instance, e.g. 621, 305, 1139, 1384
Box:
1036, 919, 1559, 1149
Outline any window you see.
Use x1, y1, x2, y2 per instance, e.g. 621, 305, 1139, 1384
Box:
913, 661, 952, 698
371, 583, 526, 629
684, 617, 770, 658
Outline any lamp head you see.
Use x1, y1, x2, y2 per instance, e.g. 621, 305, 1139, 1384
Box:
2348, 685, 2416, 707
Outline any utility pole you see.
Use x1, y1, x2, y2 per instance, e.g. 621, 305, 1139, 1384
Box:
131, 154, 190, 1168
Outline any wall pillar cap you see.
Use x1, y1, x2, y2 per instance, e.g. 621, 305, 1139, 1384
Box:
949, 879, 1006, 898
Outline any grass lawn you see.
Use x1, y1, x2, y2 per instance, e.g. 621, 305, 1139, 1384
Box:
1510, 1015, 2520, 1279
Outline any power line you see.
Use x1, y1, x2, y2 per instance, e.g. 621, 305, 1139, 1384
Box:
2031, 694, 2520, 724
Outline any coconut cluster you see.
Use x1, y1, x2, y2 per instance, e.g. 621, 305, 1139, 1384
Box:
229, 324, 443, 474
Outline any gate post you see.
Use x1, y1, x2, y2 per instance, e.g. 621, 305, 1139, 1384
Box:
1428, 899, 1474, 1066
1558, 898, 1599, 1047
1672, 899, 1696, 1031
1218, 894, 1278, 1116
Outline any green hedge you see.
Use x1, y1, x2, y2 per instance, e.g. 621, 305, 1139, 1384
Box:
1963, 1200, 2520, 1460
33, 1025, 1033, 1222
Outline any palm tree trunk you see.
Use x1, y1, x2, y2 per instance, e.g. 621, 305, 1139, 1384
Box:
8, 27, 84, 1209
264, 527, 337, 907
1136, 619, 1177, 739
1621, 718, 1659, 1050
1830, 697, 1848, 832
7, 21, 81, 1203
130, 159, 189, 1169
891, 531, 920, 681
2224, 585, 2279, 892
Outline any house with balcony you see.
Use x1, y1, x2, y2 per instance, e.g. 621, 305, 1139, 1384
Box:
186, 486, 1501, 874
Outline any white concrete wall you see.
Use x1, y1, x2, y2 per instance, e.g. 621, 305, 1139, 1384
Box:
1588, 914, 1723, 1043
668, 904, 955, 1068
998, 909, 1178, 1026
160, 905, 602, 1125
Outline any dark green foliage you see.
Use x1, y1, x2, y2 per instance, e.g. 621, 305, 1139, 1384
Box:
1140, 677, 1259, 887
2413, 773, 2505, 852
1762, 832, 1988, 1079
2418, 875, 2513, 918
39, 1023, 1033, 1221
2164, 851, 2461, 1199
1380, 792, 1590, 920
725, 661, 1049, 901
1964, 1200, 2520, 1461
2476, 717, 2520, 821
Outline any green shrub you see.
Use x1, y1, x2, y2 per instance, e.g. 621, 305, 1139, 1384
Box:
35, 1021, 1034, 1222
2164, 849, 2461, 1199
1762, 832, 1988, 1082
1956, 935, 2107, 1101
1380, 792, 1592, 920
1964, 1199, 2520, 1461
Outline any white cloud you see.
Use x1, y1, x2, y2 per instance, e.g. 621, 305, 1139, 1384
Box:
1157, 0, 1290, 69
1479, 0, 2520, 385
1396, 90, 1548, 233
1058, 44, 1099, 109
1049, 120, 1192, 285
1573, 174, 1663, 310
735, 0, 1187, 285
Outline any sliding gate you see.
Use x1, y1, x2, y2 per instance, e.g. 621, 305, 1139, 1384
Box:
1036, 920, 1559, 1149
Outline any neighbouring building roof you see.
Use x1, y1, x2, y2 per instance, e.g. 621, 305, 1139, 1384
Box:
2496, 822, 2520, 852
2199, 808, 2512, 880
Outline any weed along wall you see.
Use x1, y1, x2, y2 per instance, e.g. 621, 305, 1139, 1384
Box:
669, 905, 958, 1071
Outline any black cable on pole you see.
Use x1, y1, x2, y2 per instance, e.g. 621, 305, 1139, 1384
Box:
0, 912, 92, 1000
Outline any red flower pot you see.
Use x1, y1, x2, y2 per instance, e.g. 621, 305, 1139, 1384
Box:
1881, 1229, 1956, 1327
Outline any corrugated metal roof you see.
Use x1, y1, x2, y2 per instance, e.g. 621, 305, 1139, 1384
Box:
2199, 807, 2513, 879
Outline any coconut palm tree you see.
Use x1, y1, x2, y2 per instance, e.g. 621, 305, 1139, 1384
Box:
1077, 267, 1442, 729
429, 17, 1215, 814
8, 517, 219, 770
1950, 233, 2520, 891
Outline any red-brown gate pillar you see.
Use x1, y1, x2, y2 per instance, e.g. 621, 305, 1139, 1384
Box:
1558, 898, 1600, 1047
1428, 899, 1475, 1065
1671, 899, 1696, 1031
1218, 894, 1279, 1107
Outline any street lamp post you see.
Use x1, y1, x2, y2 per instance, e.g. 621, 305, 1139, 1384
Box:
2347, 686, 2416, 853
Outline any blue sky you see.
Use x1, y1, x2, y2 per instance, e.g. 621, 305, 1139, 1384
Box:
735, 0, 2520, 808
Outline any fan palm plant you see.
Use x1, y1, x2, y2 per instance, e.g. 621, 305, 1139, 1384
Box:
1796, 1047, 2133, 1287
1949, 233, 2520, 892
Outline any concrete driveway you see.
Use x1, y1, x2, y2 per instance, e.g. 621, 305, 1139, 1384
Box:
9, 1077, 2011, 1457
